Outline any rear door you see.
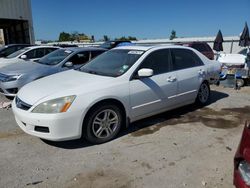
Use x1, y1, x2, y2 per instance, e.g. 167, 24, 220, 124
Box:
171, 48, 205, 105
129, 49, 177, 119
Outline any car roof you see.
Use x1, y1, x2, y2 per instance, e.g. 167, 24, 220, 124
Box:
25, 45, 60, 49
62, 47, 107, 52
114, 45, 196, 51
5, 44, 31, 47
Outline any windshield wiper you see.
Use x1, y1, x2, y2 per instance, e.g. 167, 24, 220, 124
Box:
87, 70, 99, 75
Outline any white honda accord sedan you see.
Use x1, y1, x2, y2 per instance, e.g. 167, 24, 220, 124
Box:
12, 45, 221, 144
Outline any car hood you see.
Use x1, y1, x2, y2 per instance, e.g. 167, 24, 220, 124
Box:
0, 58, 24, 68
18, 70, 115, 105
0, 61, 49, 75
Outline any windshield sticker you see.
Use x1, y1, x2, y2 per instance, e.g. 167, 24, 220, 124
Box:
128, 51, 144, 55
122, 65, 129, 70
64, 50, 72, 54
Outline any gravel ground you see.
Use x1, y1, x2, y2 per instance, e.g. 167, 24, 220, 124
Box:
0, 85, 249, 188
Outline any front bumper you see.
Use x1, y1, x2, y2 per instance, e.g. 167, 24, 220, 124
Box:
12, 99, 84, 141
0, 80, 21, 97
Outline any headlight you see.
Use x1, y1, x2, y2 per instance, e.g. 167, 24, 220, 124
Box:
238, 160, 250, 185
32, 95, 76, 114
2, 74, 22, 82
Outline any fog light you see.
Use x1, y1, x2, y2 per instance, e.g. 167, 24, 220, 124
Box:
239, 160, 250, 185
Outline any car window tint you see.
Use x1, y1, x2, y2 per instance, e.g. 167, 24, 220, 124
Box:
68, 51, 90, 65
3, 46, 16, 56
91, 50, 105, 59
25, 49, 36, 59
44, 48, 57, 55
238, 49, 247, 55
35, 48, 46, 58
171, 49, 203, 70
139, 49, 171, 75
25, 48, 45, 59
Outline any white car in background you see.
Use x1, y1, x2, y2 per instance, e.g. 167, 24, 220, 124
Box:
0, 46, 59, 68
218, 48, 248, 67
12, 45, 221, 144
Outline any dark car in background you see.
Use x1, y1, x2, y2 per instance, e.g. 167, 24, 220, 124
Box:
100, 40, 131, 49
177, 42, 214, 60
53, 44, 79, 48
0, 44, 31, 58
234, 121, 250, 188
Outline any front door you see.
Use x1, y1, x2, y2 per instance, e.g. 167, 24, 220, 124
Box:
129, 49, 177, 120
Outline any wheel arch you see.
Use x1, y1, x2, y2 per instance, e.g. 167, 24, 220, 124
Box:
81, 98, 128, 136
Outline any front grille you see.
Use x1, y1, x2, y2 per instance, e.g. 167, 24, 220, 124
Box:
15, 96, 32, 111
6, 88, 18, 94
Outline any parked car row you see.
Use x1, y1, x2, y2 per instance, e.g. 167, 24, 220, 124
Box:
0, 44, 31, 58
0, 45, 60, 69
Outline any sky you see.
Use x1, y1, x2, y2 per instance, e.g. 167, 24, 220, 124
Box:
31, 0, 250, 41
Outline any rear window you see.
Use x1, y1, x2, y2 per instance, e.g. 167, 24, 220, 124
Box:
171, 49, 204, 70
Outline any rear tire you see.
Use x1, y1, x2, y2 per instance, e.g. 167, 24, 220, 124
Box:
196, 82, 210, 105
83, 103, 123, 144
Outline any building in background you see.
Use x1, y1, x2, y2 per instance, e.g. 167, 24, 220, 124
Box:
0, 0, 34, 45
0, 29, 4, 45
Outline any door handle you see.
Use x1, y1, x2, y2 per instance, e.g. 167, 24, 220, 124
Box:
167, 76, 177, 82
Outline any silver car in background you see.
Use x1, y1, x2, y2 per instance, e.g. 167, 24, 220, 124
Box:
0, 46, 59, 68
0, 47, 106, 97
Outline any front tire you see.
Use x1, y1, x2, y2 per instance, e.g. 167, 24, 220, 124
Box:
83, 104, 123, 144
196, 82, 210, 105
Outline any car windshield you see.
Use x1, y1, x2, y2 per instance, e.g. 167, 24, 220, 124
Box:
238, 49, 247, 55
37, 49, 73, 65
79, 49, 144, 77
6, 47, 31, 58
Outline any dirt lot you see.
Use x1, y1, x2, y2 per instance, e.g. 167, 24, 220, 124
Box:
0, 85, 249, 188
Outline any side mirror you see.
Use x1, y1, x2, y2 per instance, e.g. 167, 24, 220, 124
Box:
137, 68, 153, 78
64, 61, 73, 68
20, 55, 27, 59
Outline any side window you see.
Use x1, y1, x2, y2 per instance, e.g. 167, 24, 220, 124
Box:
3, 46, 16, 56
139, 49, 171, 75
68, 51, 90, 65
35, 48, 45, 58
44, 48, 57, 55
16, 46, 25, 51
24, 49, 36, 59
25, 48, 45, 59
171, 49, 203, 70
90, 50, 105, 59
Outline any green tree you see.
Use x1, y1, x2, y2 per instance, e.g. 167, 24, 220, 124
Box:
115, 36, 137, 41
59, 32, 71, 41
169, 30, 177, 40
127, 36, 137, 41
